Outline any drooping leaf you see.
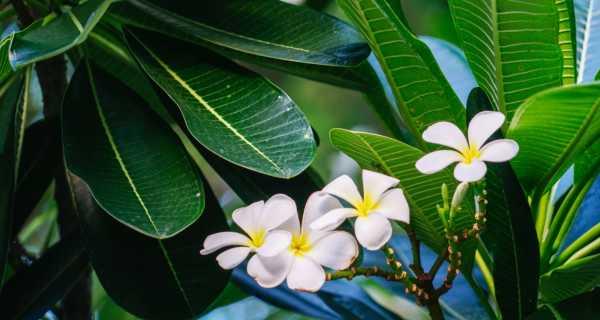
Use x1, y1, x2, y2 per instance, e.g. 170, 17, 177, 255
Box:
0, 74, 24, 286
529, 288, 600, 319
575, 0, 600, 83
329, 129, 468, 254
337, 0, 466, 150
0, 0, 113, 82
13, 119, 61, 233
125, 28, 316, 178
507, 83, 600, 194
540, 253, 600, 303
467, 88, 539, 320
109, 0, 369, 67
0, 231, 88, 320
75, 175, 230, 320
62, 61, 205, 239
448, 0, 564, 120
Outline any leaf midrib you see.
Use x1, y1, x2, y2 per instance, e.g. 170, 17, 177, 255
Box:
130, 34, 285, 176
491, 0, 506, 115
85, 60, 162, 237
157, 240, 193, 316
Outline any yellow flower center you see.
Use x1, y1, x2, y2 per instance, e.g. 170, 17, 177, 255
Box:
355, 193, 379, 217
461, 144, 481, 164
248, 229, 266, 249
289, 233, 311, 256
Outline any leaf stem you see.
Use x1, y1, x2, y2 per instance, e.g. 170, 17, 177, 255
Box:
553, 222, 600, 267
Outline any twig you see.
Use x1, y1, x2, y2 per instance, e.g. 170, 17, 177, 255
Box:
429, 247, 449, 277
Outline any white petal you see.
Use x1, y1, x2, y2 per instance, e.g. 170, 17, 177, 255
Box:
247, 254, 292, 288
232, 201, 264, 235
307, 231, 358, 270
260, 194, 298, 231
454, 160, 487, 182
216, 247, 251, 270
286, 257, 326, 292
309, 208, 357, 231
278, 212, 301, 235
362, 170, 399, 202
480, 139, 519, 163
422, 121, 468, 151
354, 213, 392, 250
416, 150, 462, 174
257, 230, 292, 257
323, 175, 362, 206
301, 192, 342, 232
468, 111, 505, 149
200, 231, 250, 255
375, 189, 410, 223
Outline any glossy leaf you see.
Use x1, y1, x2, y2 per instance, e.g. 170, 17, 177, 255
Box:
125, 28, 316, 178
576, 0, 600, 83
0, 231, 88, 320
557, 0, 578, 85
529, 288, 600, 319
0, 0, 113, 81
0, 74, 24, 286
540, 253, 600, 303
467, 88, 539, 320
109, 0, 369, 67
337, 0, 466, 150
448, 0, 564, 120
76, 176, 230, 320
329, 129, 470, 254
507, 83, 600, 194
62, 61, 205, 239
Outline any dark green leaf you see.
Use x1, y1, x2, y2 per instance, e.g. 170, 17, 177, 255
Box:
448, 0, 564, 120
0, 0, 113, 81
109, 0, 369, 67
0, 231, 88, 320
62, 61, 205, 239
125, 28, 316, 178
337, 0, 466, 151
76, 175, 230, 320
0, 74, 23, 286
507, 83, 600, 194
528, 288, 600, 319
467, 88, 539, 320
540, 253, 600, 303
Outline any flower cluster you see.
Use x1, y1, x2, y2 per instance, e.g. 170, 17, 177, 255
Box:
201, 111, 517, 293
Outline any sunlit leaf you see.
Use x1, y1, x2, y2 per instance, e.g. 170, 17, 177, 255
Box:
62, 61, 205, 239
575, 0, 600, 83
337, 0, 466, 150
125, 28, 316, 178
448, 0, 564, 120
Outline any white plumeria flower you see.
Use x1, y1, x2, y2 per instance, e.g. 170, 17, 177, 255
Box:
247, 192, 359, 292
200, 194, 295, 270
310, 170, 410, 250
415, 111, 519, 182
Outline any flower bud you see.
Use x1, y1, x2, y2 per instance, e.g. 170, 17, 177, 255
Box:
451, 182, 470, 211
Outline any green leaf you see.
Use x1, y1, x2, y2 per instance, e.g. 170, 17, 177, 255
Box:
0, 0, 113, 81
557, 0, 577, 85
62, 60, 205, 239
530, 288, 600, 319
329, 129, 471, 254
109, 0, 369, 67
507, 83, 600, 194
575, 0, 600, 83
448, 0, 564, 120
540, 253, 600, 303
467, 88, 539, 320
0, 74, 24, 286
125, 28, 316, 178
76, 176, 230, 320
337, 0, 466, 150
0, 231, 88, 320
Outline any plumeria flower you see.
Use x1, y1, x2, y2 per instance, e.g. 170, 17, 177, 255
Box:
200, 194, 295, 270
310, 170, 410, 250
415, 111, 519, 182
248, 192, 359, 292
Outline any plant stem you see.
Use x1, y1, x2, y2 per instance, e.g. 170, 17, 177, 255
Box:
405, 225, 424, 275
326, 266, 399, 281
429, 247, 448, 277
426, 299, 445, 320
